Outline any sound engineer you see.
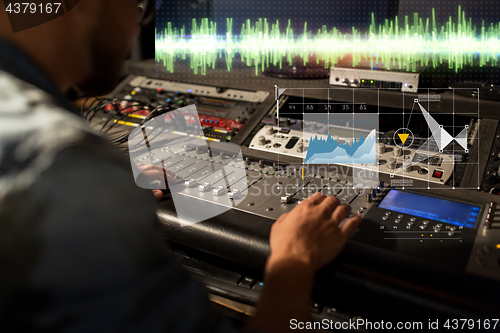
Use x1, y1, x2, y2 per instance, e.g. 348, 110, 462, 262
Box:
0, 1, 361, 332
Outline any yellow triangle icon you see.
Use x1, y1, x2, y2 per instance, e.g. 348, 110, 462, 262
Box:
398, 133, 410, 144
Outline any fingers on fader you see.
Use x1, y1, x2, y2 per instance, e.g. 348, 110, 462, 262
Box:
318, 196, 340, 217
163, 168, 176, 177
331, 204, 352, 223
340, 214, 362, 239
308, 191, 325, 205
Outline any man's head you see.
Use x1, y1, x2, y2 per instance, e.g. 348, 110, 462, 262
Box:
0, 0, 142, 95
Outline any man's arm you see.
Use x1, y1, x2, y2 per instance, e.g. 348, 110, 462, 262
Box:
248, 192, 361, 332
5, 144, 234, 332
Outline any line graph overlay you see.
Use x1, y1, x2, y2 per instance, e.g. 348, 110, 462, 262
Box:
303, 113, 378, 164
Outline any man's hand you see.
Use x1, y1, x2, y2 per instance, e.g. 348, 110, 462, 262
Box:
268, 192, 361, 272
135, 163, 177, 201
248, 192, 361, 333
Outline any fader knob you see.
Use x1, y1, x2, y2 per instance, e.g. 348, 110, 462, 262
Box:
377, 142, 385, 154
366, 194, 373, 203
388, 158, 396, 170
259, 136, 266, 146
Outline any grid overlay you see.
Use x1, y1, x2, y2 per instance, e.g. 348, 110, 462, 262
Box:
274, 87, 480, 190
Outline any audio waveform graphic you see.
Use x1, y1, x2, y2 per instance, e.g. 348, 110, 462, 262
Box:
304, 130, 376, 164
156, 6, 500, 75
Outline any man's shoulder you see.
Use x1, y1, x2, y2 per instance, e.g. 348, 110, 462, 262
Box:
0, 69, 126, 193
0, 69, 93, 143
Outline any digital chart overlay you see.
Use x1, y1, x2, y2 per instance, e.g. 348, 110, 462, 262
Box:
271, 87, 480, 190
303, 114, 378, 165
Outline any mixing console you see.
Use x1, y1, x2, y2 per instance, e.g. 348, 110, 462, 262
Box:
93, 75, 500, 287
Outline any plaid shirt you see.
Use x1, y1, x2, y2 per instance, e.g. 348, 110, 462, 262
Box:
0, 37, 234, 333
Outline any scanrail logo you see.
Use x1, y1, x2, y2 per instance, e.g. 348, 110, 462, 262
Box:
4, 0, 79, 33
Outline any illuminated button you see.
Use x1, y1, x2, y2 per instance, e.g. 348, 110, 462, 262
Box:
410, 217, 417, 222
385, 212, 392, 216
420, 225, 428, 230
395, 219, 401, 223
448, 231, 455, 236
407, 222, 414, 226
450, 226, 457, 231
397, 214, 404, 219
422, 220, 429, 225
432, 170, 443, 178
436, 223, 443, 228
382, 216, 389, 221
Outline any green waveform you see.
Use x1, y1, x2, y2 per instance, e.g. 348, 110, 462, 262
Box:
156, 6, 500, 75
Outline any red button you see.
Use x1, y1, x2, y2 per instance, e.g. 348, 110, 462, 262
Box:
432, 170, 443, 178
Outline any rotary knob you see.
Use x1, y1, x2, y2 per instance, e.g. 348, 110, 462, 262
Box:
297, 142, 304, 153
388, 158, 396, 170
393, 147, 403, 157
377, 142, 385, 154
266, 125, 275, 135
259, 136, 266, 146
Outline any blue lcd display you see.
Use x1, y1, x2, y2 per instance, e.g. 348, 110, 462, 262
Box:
378, 190, 480, 228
